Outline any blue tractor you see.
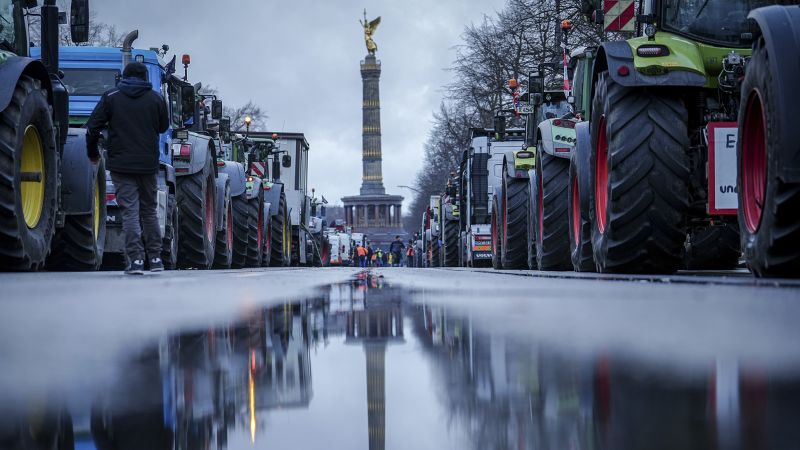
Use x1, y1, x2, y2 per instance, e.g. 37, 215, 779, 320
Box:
40, 32, 233, 269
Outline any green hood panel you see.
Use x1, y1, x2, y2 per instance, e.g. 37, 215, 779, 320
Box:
629, 32, 752, 88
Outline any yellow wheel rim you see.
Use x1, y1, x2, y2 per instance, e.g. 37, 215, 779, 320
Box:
93, 180, 100, 239
21, 125, 45, 229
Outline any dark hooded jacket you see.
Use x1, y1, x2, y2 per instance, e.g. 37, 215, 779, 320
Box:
86, 77, 169, 174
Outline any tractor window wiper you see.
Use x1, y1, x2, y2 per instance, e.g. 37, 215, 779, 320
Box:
695, 0, 711, 19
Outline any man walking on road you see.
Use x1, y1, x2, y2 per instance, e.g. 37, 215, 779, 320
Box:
86, 62, 169, 275
389, 235, 405, 267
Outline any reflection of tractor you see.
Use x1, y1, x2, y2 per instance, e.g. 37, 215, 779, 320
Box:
579, 0, 765, 274
0, 0, 107, 271
736, 5, 800, 278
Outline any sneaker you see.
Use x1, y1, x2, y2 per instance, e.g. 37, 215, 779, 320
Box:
149, 257, 164, 272
125, 259, 145, 275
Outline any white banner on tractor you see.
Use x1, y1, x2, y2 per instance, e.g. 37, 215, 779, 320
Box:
604, 0, 636, 33
707, 122, 739, 215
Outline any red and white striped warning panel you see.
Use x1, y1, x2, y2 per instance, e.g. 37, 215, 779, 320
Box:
250, 162, 267, 178
604, 0, 635, 32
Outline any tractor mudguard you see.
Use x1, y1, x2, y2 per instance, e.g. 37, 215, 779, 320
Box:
505, 151, 534, 178
502, 152, 519, 179
218, 161, 247, 198
159, 162, 176, 193
264, 182, 284, 217
598, 41, 706, 88
0, 57, 53, 112
749, 5, 800, 180
538, 119, 577, 159
247, 177, 263, 200
173, 132, 213, 176
60, 128, 97, 215
214, 173, 230, 232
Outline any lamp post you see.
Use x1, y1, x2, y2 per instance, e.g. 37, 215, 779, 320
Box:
397, 185, 422, 195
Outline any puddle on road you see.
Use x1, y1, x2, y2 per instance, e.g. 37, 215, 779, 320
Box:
1, 273, 799, 450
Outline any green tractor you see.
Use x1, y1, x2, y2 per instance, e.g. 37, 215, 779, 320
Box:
0, 0, 107, 271
736, 4, 800, 278
580, 0, 783, 274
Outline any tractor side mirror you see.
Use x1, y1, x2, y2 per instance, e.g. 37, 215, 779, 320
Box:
211, 100, 223, 120
219, 116, 231, 133
180, 85, 195, 120
282, 154, 292, 168
493, 115, 506, 141
70, 0, 89, 44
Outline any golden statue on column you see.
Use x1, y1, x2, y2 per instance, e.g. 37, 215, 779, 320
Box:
360, 9, 381, 55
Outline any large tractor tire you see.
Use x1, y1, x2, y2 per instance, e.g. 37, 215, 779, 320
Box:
431, 237, 441, 267
533, 148, 571, 271
568, 150, 595, 272
0, 76, 58, 271
177, 157, 216, 269
213, 183, 233, 269
590, 72, 690, 274
162, 193, 178, 270
442, 219, 459, 267
501, 170, 529, 270
230, 194, 251, 269
46, 158, 107, 271
245, 191, 264, 268
269, 192, 290, 267
491, 196, 502, 270
684, 224, 741, 270
738, 25, 800, 278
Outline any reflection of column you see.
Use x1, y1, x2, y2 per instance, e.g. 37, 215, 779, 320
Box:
365, 343, 386, 450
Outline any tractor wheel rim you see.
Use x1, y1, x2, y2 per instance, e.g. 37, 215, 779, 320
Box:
93, 179, 101, 239
571, 174, 580, 246
21, 125, 45, 228
257, 205, 263, 249
595, 116, 609, 234
538, 173, 544, 242
226, 203, 233, 250
742, 90, 767, 234
205, 178, 215, 242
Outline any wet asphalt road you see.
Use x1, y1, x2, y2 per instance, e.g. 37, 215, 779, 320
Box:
0, 267, 799, 450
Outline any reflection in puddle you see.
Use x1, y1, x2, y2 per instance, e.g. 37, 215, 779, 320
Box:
1, 274, 799, 450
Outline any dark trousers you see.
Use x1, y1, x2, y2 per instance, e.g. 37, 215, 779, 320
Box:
110, 171, 161, 262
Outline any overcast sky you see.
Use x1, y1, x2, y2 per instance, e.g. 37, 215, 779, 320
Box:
93, 0, 505, 210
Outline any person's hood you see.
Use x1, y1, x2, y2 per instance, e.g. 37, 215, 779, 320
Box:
117, 77, 152, 98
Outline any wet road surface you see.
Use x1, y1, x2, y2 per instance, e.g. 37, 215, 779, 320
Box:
0, 267, 799, 450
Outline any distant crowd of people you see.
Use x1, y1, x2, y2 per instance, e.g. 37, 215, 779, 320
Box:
353, 235, 415, 268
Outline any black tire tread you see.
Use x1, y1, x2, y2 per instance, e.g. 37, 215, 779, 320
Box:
443, 218, 459, 267
177, 159, 214, 269
685, 224, 741, 270
502, 174, 529, 269
536, 151, 572, 270
230, 194, 250, 269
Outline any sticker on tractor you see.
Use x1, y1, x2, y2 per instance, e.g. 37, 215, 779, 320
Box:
707, 122, 738, 215
604, 0, 635, 33
250, 162, 267, 178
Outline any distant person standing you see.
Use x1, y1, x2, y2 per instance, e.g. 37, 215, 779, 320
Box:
356, 244, 367, 268
389, 235, 405, 267
406, 240, 415, 267
367, 245, 374, 267
86, 62, 169, 275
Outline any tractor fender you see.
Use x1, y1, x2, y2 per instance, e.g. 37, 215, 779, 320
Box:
538, 122, 555, 156
247, 177, 263, 200
748, 5, 800, 179
0, 57, 53, 112
573, 121, 593, 215
60, 128, 97, 215
173, 132, 214, 176
159, 162, 176, 193
595, 41, 706, 89
264, 182, 284, 217
502, 151, 518, 179
214, 173, 230, 232
218, 161, 247, 198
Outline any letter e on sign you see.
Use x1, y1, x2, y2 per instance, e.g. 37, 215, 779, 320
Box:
707, 122, 739, 215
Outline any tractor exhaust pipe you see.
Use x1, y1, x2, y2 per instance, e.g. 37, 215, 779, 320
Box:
121, 30, 139, 69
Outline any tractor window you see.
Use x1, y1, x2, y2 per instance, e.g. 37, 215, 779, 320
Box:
167, 82, 182, 129
662, 0, 786, 46
572, 61, 586, 112
539, 101, 572, 121
0, 0, 14, 50
61, 69, 120, 96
